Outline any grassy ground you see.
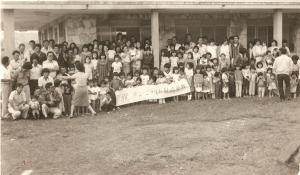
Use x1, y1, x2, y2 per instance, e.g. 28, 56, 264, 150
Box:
1, 97, 300, 175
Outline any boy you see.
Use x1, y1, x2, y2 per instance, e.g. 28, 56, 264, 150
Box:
140, 67, 150, 85
119, 72, 126, 85
102, 92, 115, 114
163, 63, 173, 83
56, 66, 70, 84
221, 67, 230, 100
228, 67, 235, 98
112, 55, 122, 74
152, 67, 159, 80
68, 65, 76, 76
143, 47, 154, 76
256, 72, 266, 97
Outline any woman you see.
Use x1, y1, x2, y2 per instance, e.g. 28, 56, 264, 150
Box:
68, 42, 76, 50
62, 63, 96, 118
73, 47, 81, 63
80, 44, 92, 63
268, 40, 279, 53
133, 41, 144, 73
217, 37, 231, 65
98, 42, 104, 55
252, 39, 263, 65
116, 32, 123, 46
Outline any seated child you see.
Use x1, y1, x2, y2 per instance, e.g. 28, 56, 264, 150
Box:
29, 96, 40, 119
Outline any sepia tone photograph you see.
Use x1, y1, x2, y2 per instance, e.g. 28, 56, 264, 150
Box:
1, 0, 300, 174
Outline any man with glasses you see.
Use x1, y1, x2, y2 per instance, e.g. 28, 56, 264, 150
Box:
42, 51, 59, 78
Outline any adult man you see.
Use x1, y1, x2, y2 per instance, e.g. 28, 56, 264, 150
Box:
233, 48, 248, 67
197, 37, 207, 57
12, 62, 32, 102
30, 44, 47, 64
246, 41, 254, 60
172, 36, 182, 50
38, 68, 54, 91
8, 83, 30, 120
10, 50, 23, 90
49, 39, 55, 51
53, 44, 67, 67
38, 82, 62, 119
202, 36, 208, 45
18, 43, 26, 61
230, 35, 244, 67
42, 51, 59, 78
1, 56, 12, 118
24, 40, 36, 61
282, 39, 291, 57
182, 34, 196, 50
41, 40, 53, 54
56, 66, 70, 84
166, 39, 172, 51
273, 48, 293, 101
29, 55, 43, 95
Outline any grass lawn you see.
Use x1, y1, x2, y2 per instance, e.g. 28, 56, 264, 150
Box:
1, 97, 300, 175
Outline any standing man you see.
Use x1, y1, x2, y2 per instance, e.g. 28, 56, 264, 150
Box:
42, 51, 59, 78
24, 40, 36, 62
197, 37, 207, 57
48, 39, 55, 51
12, 62, 32, 103
172, 36, 182, 51
41, 40, 52, 54
1, 56, 12, 118
273, 48, 293, 101
38, 68, 54, 91
10, 50, 23, 91
230, 35, 244, 67
183, 34, 196, 50
53, 44, 67, 67
8, 83, 30, 120
30, 44, 47, 64
29, 55, 43, 95
18, 43, 26, 62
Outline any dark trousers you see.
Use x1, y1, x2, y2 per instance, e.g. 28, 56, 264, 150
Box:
277, 74, 291, 99
229, 83, 235, 98
63, 94, 72, 114
102, 102, 114, 112
215, 84, 221, 99
29, 79, 39, 96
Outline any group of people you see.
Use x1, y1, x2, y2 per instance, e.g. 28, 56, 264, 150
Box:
1, 32, 299, 120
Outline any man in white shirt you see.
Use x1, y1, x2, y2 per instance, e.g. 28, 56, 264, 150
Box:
182, 34, 196, 50
8, 83, 30, 120
1, 56, 12, 118
24, 40, 36, 62
38, 68, 54, 91
42, 51, 59, 78
41, 40, 53, 54
273, 48, 293, 101
18, 43, 26, 62
172, 36, 182, 51
282, 39, 291, 57
197, 37, 207, 57
29, 55, 43, 95
48, 39, 55, 52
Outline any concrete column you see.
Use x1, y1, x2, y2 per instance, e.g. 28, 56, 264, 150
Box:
151, 10, 159, 68
3, 9, 15, 59
273, 9, 283, 47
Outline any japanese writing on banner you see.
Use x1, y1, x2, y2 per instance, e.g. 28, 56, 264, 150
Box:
115, 79, 191, 106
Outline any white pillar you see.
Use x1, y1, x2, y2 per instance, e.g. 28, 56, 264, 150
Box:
3, 9, 15, 59
273, 9, 283, 47
151, 10, 159, 68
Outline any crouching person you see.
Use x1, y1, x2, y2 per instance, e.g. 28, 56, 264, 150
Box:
8, 83, 30, 120
39, 82, 62, 119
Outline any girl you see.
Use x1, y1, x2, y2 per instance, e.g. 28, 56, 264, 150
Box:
172, 67, 180, 102
268, 40, 278, 53
221, 67, 230, 100
253, 39, 263, 64
96, 53, 109, 85
135, 77, 142, 87
177, 52, 186, 66
194, 66, 203, 100
213, 72, 222, 100
261, 41, 268, 56
211, 58, 219, 72
80, 44, 92, 63
98, 43, 104, 55
112, 55, 123, 74
256, 62, 265, 76
179, 68, 187, 100
160, 49, 170, 71
103, 45, 110, 61
185, 52, 197, 70
290, 72, 298, 98
249, 66, 257, 97
199, 54, 209, 66
116, 32, 123, 46
156, 71, 167, 104
107, 46, 116, 65
115, 46, 122, 57
234, 64, 243, 98
133, 41, 143, 73
192, 46, 200, 65
169, 50, 178, 72
256, 72, 266, 98
202, 72, 210, 100
242, 65, 250, 97
54, 79, 65, 117
93, 80, 101, 113
185, 62, 194, 101
148, 76, 157, 103
121, 46, 131, 76
163, 63, 173, 84
125, 73, 135, 88
206, 65, 215, 99
267, 73, 277, 97
206, 39, 217, 59
88, 80, 96, 112
84, 56, 94, 80
91, 51, 99, 79
99, 80, 108, 111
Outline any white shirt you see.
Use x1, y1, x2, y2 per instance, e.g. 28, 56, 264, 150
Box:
185, 68, 193, 78
220, 45, 230, 58
1, 64, 11, 83
170, 56, 178, 68
112, 62, 122, 73
197, 44, 207, 57
91, 59, 98, 70
174, 44, 181, 50
42, 60, 59, 78
206, 45, 218, 59
140, 75, 149, 85
273, 54, 293, 75
108, 50, 116, 60
30, 64, 42, 80
41, 47, 54, 55
222, 73, 229, 82
38, 76, 54, 89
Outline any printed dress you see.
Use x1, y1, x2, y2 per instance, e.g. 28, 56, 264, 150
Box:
202, 77, 210, 93
96, 59, 109, 84
194, 74, 203, 92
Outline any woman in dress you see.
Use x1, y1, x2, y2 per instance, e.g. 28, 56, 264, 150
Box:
62, 63, 96, 118
252, 39, 263, 65
217, 37, 231, 65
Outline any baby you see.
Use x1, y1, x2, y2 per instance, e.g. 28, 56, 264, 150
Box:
29, 96, 40, 119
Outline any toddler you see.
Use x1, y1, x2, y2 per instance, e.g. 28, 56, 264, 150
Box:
267, 73, 277, 97
202, 72, 210, 100
140, 67, 150, 85
213, 72, 222, 100
156, 71, 167, 104
221, 67, 230, 100
242, 65, 250, 97
194, 66, 204, 100
290, 72, 298, 98
256, 72, 266, 97
29, 96, 40, 119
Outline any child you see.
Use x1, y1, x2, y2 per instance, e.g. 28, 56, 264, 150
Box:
213, 72, 222, 100
102, 92, 115, 114
219, 53, 229, 70
169, 50, 178, 72
148, 76, 157, 103
211, 58, 219, 72
125, 73, 135, 88
177, 52, 186, 66
29, 96, 40, 119
84, 56, 94, 80
96, 53, 109, 84
110, 72, 124, 109
88, 80, 96, 112
261, 41, 268, 56
91, 51, 99, 79
267, 73, 277, 97
249, 66, 257, 97
93, 80, 101, 112
256, 72, 266, 98
133, 70, 140, 82
192, 46, 200, 64
99, 80, 108, 111
135, 77, 142, 87
185, 52, 197, 69
163, 63, 173, 83
228, 68, 235, 98
234, 64, 243, 98
68, 65, 76, 76
156, 71, 167, 104
206, 39, 217, 59
249, 58, 256, 68
112, 55, 122, 74
194, 66, 203, 100
207, 65, 216, 99
121, 46, 131, 76
179, 68, 187, 100
54, 79, 65, 116
185, 62, 194, 101
200, 54, 209, 66
202, 72, 210, 100
152, 67, 159, 80
143, 47, 154, 76
118, 72, 126, 85
172, 67, 180, 102
242, 65, 250, 97
264, 50, 273, 66
140, 67, 150, 85
160, 49, 170, 71
221, 67, 230, 100
62, 82, 73, 117
290, 72, 298, 98
256, 62, 265, 76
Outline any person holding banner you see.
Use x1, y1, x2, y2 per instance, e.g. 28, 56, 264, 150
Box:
156, 71, 168, 104
185, 62, 194, 101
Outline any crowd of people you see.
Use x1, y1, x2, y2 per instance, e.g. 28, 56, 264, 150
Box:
1, 33, 299, 120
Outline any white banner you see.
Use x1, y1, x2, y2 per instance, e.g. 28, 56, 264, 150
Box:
115, 79, 191, 106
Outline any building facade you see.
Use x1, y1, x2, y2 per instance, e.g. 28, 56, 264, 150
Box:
2, 0, 300, 67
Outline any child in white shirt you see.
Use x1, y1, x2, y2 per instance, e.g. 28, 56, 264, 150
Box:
29, 96, 40, 119
140, 68, 150, 85
111, 55, 122, 73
